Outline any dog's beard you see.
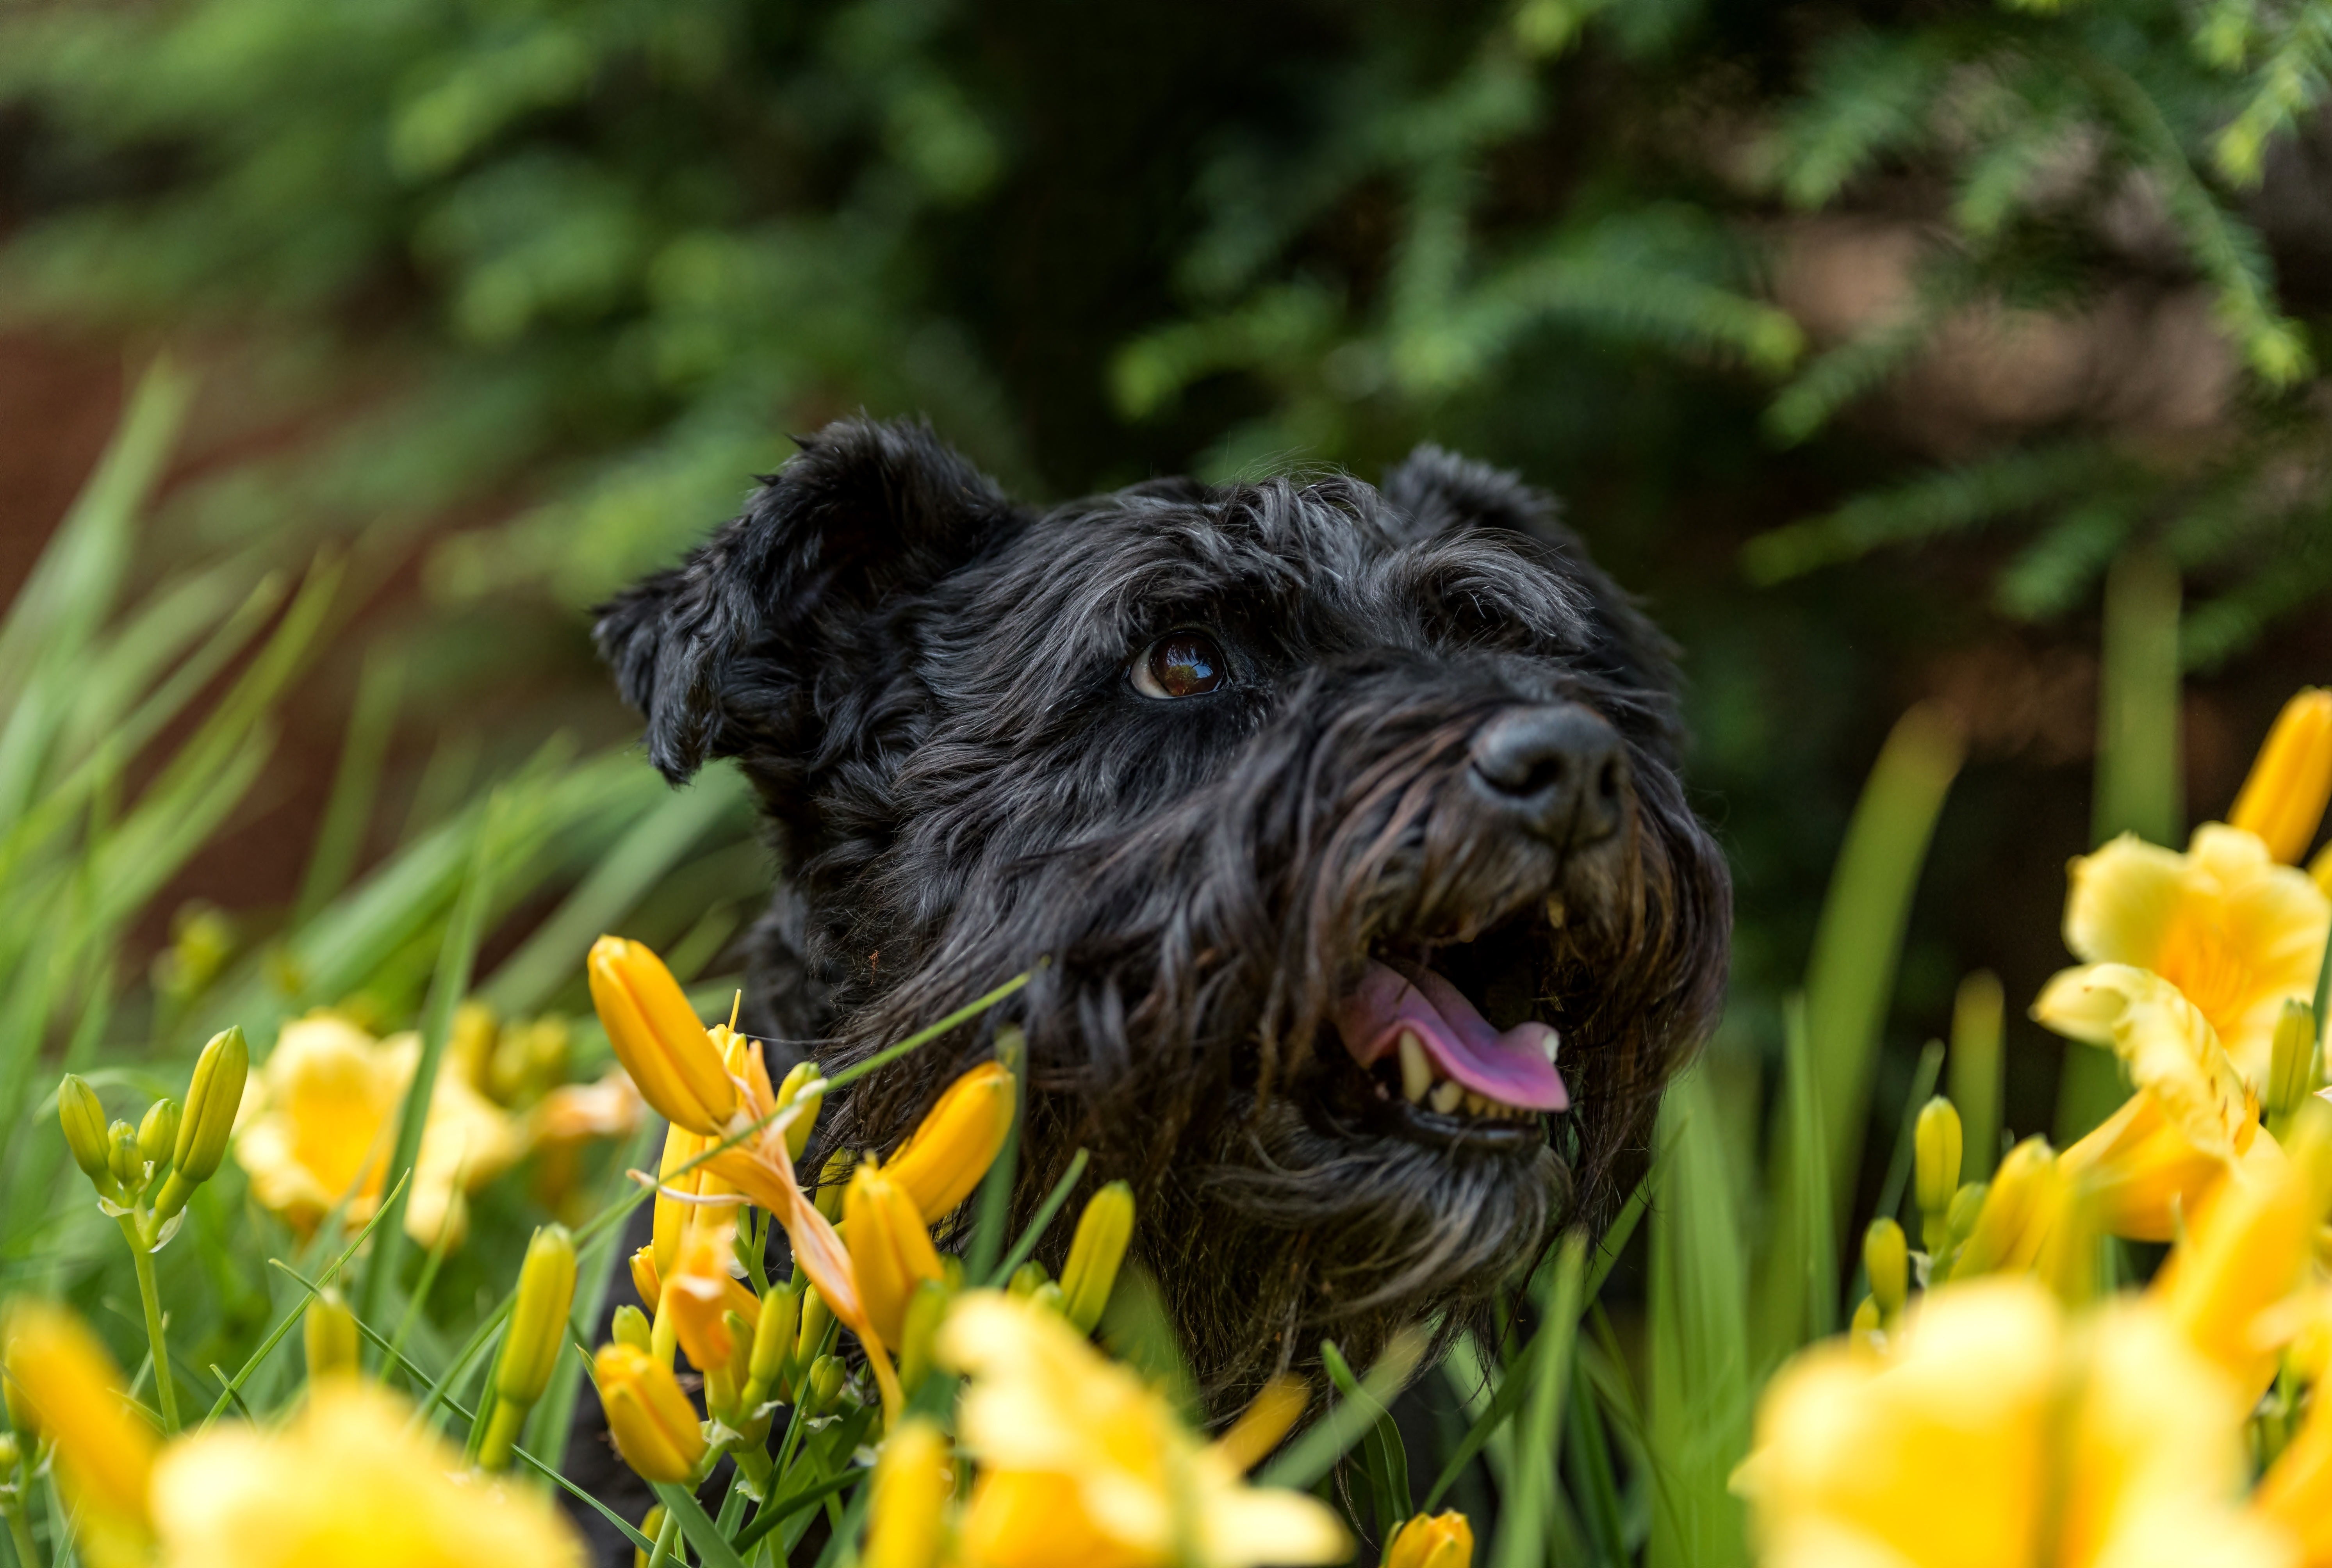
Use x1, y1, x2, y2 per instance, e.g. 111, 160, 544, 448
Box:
1150, 1088, 1567, 1405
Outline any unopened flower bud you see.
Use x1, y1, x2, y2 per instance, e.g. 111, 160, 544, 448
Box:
883, 1062, 1015, 1224
595, 1343, 706, 1484
1948, 1137, 2054, 1280
2269, 1000, 2320, 1127
2231, 688, 2332, 863
897, 1278, 955, 1395
804, 1354, 847, 1417
303, 1291, 360, 1381
612, 1306, 653, 1353
4, 1300, 155, 1529
776, 1061, 824, 1165
1851, 1294, 1881, 1337
1007, 1261, 1050, 1299
1946, 1182, 1988, 1247
105, 1121, 142, 1189
747, 1278, 802, 1401
136, 1100, 180, 1169
813, 1150, 853, 1223
1915, 1097, 1963, 1250
795, 1285, 833, 1369
629, 1246, 661, 1309
632, 1505, 667, 1568
588, 936, 737, 1135
1863, 1218, 1908, 1319
863, 1417, 952, 1568
844, 1163, 944, 1346
480, 1224, 578, 1471
152, 1025, 248, 1223
1060, 1180, 1134, 1334
0, 1431, 18, 1475
1384, 1509, 1474, 1568
57, 1076, 113, 1190
1029, 1281, 1065, 1315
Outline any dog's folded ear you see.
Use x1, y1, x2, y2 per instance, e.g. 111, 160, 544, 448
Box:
594, 417, 1025, 782
1384, 443, 1686, 758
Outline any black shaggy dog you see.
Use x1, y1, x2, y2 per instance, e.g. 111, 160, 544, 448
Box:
595, 417, 1729, 1407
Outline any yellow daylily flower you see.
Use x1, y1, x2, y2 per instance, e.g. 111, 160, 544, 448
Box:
1384, 1511, 1474, 1568
2231, 689, 2332, 864
2061, 825, 2329, 1084
885, 1061, 1016, 1225
939, 1291, 1350, 1568
2151, 1105, 2332, 1395
3, 1298, 156, 1559
150, 1380, 583, 1568
1735, 1277, 2290, 1568
2038, 964, 2268, 1240
232, 1014, 522, 1249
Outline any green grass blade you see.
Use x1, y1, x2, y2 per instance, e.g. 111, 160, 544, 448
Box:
983, 1147, 1088, 1288
1490, 1231, 1585, 1568
295, 646, 404, 923
1950, 971, 2005, 1181
1259, 1329, 1426, 1492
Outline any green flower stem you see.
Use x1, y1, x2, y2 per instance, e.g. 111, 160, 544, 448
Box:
5, 1456, 38, 1568
643, 1508, 680, 1568
115, 1213, 178, 1433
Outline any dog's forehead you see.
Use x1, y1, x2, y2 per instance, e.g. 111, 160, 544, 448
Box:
956, 476, 1592, 652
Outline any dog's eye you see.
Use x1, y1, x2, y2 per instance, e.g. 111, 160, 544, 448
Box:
1131, 632, 1226, 699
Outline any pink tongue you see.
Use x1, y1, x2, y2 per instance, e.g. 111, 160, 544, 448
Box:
1333, 960, 1569, 1112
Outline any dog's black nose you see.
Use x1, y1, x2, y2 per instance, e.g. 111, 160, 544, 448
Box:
1470, 704, 1628, 845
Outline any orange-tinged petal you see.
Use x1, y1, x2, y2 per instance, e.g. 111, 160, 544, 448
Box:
2230, 689, 2332, 864
665, 1227, 758, 1377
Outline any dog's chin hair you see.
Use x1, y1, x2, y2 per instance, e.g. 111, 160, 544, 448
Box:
1146, 1094, 1564, 1410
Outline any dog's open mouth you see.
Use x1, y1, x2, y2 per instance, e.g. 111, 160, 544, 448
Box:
1325, 916, 1567, 1150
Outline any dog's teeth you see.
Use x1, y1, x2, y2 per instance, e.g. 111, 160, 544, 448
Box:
1541, 1028, 1561, 1066
1398, 1032, 1432, 1103
1429, 1082, 1463, 1114
1545, 895, 1567, 928
1463, 1091, 1489, 1116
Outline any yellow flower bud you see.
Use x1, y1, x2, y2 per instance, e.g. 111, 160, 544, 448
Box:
748, 1277, 802, 1397
105, 1121, 143, 1190
587, 936, 738, 1135
1850, 1294, 1880, 1337
2231, 688, 2332, 863
1948, 1136, 2056, 1279
1863, 1217, 1908, 1319
845, 1163, 945, 1346
1217, 1375, 1309, 1471
632, 1505, 667, 1568
152, 1025, 248, 1222
57, 1075, 113, 1189
796, 1284, 833, 1368
303, 1291, 360, 1381
803, 1354, 847, 1417
594, 1343, 706, 1484
776, 1060, 824, 1165
864, 1417, 953, 1568
2268, 1000, 2320, 1125
1384, 1509, 1474, 1568
1007, 1261, 1050, 1299
3, 1300, 157, 1529
630, 1248, 663, 1315
612, 1305, 653, 1353
897, 1278, 955, 1395
0, 1431, 18, 1475
882, 1062, 1016, 1225
1914, 1096, 1962, 1249
1060, 1180, 1134, 1334
1946, 1181, 1988, 1247
498, 1225, 577, 1409
814, 1149, 854, 1222
1029, 1280, 1065, 1315
137, 1099, 180, 1169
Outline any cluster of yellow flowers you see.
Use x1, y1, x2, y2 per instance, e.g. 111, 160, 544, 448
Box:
583, 934, 1369, 1566
1738, 689, 2332, 1568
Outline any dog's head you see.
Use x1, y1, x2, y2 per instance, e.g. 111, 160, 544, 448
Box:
597, 418, 1729, 1402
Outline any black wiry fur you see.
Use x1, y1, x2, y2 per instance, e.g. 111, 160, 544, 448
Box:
595, 418, 1729, 1410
